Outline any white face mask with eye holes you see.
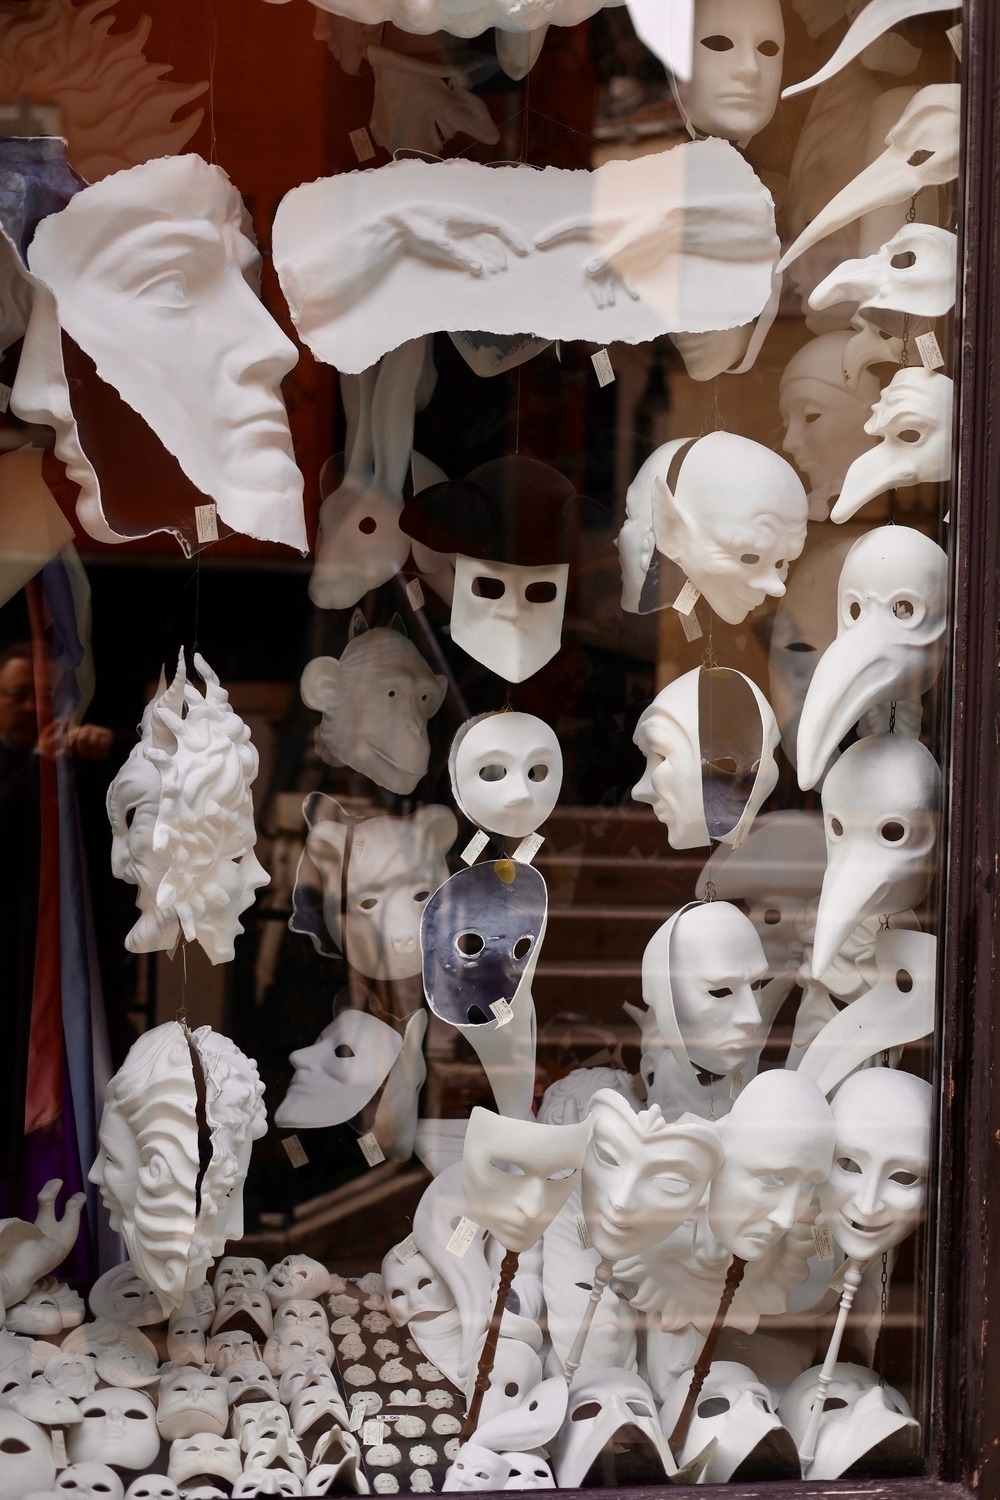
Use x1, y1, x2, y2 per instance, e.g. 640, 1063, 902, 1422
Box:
69, 1388, 159, 1471
156, 1369, 229, 1441
124, 1478, 182, 1500
309, 481, 409, 611
658, 1361, 791, 1483
382, 1247, 456, 1326
501, 1452, 557, 1489
275, 1009, 402, 1131
685, 0, 785, 144
461, 1107, 592, 1254
442, 1442, 513, 1492
55, 1464, 126, 1500
550, 1367, 676, 1489
832, 367, 954, 523
450, 556, 569, 683
213, 1256, 268, 1297
166, 1432, 243, 1488
778, 1362, 917, 1481
810, 223, 958, 323
451, 712, 563, 839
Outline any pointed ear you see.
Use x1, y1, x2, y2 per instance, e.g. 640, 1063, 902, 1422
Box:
650, 472, 689, 560
413, 803, 458, 856
350, 608, 370, 638
389, 613, 408, 637
427, 673, 448, 716
300, 657, 344, 712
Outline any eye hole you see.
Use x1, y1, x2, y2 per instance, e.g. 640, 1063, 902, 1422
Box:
413, 889, 430, 902
513, 935, 532, 960
86, 1407, 107, 1417
698, 1396, 731, 1417
824, 1396, 849, 1411
890, 251, 918, 269
708, 987, 732, 998
492, 1160, 526, 1176
758, 38, 780, 55
881, 820, 906, 842
573, 1402, 603, 1421
479, 763, 507, 782
525, 581, 558, 604
334, 1044, 355, 1059
849, 601, 862, 620
527, 763, 549, 782
740, 553, 760, 565
626, 1400, 653, 1417
472, 576, 505, 599
548, 1165, 578, 1181
787, 640, 816, 653
837, 1157, 863, 1173
907, 149, 933, 166
701, 33, 734, 49
750, 978, 767, 991
456, 931, 485, 957
359, 896, 378, 910
387, 689, 396, 698
358, 516, 377, 534
417, 1278, 432, 1290
706, 755, 739, 775
898, 429, 922, 443
830, 817, 844, 837
757, 1173, 782, 1187
893, 599, 915, 619
124, 806, 136, 827
595, 1143, 619, 1167
890, 1169, 919, 1184
0, 1438, 30, 1453
763, 908, 782, 925
504, 1382, 520, 1397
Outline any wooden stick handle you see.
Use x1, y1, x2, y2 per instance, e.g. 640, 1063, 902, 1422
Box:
669, 1255, 746, 1456
797, 1258, 865, 1476
462, 1248, 520, 1440
564, 1257, 614, 1381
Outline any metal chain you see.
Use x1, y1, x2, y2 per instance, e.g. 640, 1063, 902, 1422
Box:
878, 1253, 889, 1386
888, 700, 897, 733
900, 311, 910, 368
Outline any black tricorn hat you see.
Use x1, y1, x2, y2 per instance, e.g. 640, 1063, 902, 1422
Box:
400, 455, 614, 566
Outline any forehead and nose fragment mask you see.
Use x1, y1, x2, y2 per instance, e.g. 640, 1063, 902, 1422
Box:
812, 733, 940, 978
450, 712, 563, 839
632, 666, 780, 850
462, 1108, 591, 1254
551, 1368, 676, 1488
682, 0, 785, 145
796, 526, 948, 790
832, 367, 954, 522
810, 224, 958, 327
779, 1363, 918, 1480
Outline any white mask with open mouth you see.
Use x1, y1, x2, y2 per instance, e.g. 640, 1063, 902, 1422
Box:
450, 712, 563, 839
832, 367, 954, 522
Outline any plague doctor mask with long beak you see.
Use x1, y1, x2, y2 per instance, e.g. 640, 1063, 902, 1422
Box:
832, 367, 954, 522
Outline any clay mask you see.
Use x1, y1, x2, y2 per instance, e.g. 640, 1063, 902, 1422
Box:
125, 1482, 182, 1500
157, 1370, 229, 1441
658, 1361, 793, 1483
462, 1108, 591, 1252
708, 1070, 835, 1260
779, 335, 880, 521
810, 224, 958, 325
20, 154, 305, 552
818, 1067, 932, 1261
69, 1388, 159, 1471
167, 1433, 243, 1487
812, 733, 940, 977
685, 0, 784, 144
503, 1454, 557, 1489
443, 1444, 512, 1492
796, 526, 948, 789
275, 1008, 403, 1130
166, 1312, 207, 1366
309, 484, 409, 612
779, 1363, 917, 1480
832, 368, 954, 522
551, 1368, 675, 1488
648, 433, 807, 624
581, 1089, 723, 1259
54, 1469, 125, 1500
6, 1283, 83, 1335
632, 667, 780, 850
205, 1330, 254, 1370
265, 1256, 333, 1306
382, 1249, 456, 1325
211, 1288, 273, 1339
450, 713, 562, 839
451, 555, 569, 683
300, 614, 446, 796
0, 1406, 56, 1496
214, 1257, 268, 1296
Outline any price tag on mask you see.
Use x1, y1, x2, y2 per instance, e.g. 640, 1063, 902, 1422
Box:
350, 126, 376, 161
591, 348, 615, 387
812, 1222, 835, 1261
359, 1132, 386, 1167
513, 832, 544, 865
916, 330, 945, 370
0, 382, 11, 414
363, 1419, 387, 1447
192, 1284, 215, 1317
947, 22, 962, 58
51, 1427, 67, 1469
672, 579, 701, 616
461, 830, 490, 866
446, 1216, 481, 1257
490, 998, 514, 1028
195, 503, 219, 544
405, 577, 425, 611
350, 1403, 367, 1431
576, 1215, 592, 1251
282, 1134, 309, 1168
679, 608, 703, 643
394, 1233, 419, 1264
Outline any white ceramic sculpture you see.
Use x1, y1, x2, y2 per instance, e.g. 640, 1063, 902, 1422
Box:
0, 1182, 85, 1322
796, 526, 948, 789
69, 1388, 159, 1470
450, 713, 562, 839
658, 1362, 795, 1483
832, 368, 954, 522
190, 1027, 268, 1288
87, 1262, 164, 1326
551, 1369, 676, 1487
810, 224, 958, 324
293, 796, 455, 980
157, 1369, 230, 1440
811, 734, 940, 978
272, 145, 778, 374
783, 0, 961, 97
107, 651, 268, 964
17, 155, 305, 552
683, 0, 784, 144
632, 667, 781, 851
301, 614, 446, 795
779, 335, 880, 522
779, 1363, 917, 1480
275, 1007, 402, 1130
0, 1407, 56, 1499
463, 1108, 591, 1256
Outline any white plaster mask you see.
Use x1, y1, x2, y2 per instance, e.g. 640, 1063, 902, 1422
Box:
166, 1312, 206, 1366
462, 1108, 591, 1253
503, 1454, 556, 1488
214, 1257, 268, 1298
473, 1339, 544, 1429
0, 1406, 55, 1498
451, 712, 562, 839
230, 1399, 290, 1452
87, 1262, 163, 1326
778, 335, 880, 521
225, 1357, 280, 1406
819, 1067, 932, 1262
4, 1374, 81, 1428
778, 1363, 917, 1480
810, 224, 958, 326
443, 1443, 512, 1492
205, 1329, 254, 1371
264, 1328, 335, 1376
265, 1257, 332, 1307
658, 1361, 792, 1483
273, 1300, 328, 1336
581, 1089, 723, 1260
289, 1386, 349, 1440
451, 556, 569, 684
69, 1389, 159, 1471
382, 1249, 456, 1325
779, 85, 960, 273
551, 1368, 675, 1488
233, 1471, 302, 1498
19, 154, 305, 552
767, 528, 870, 767
796, 526, 948, 789
211, 1288, 273, 1340
309, 482, 409, 611
301, 616, 446, 795
812, 733, 940, 978
157, 1369, 229, 1440
683, 0, 784, 144
474, 1371, 569, 1455
648, 901, 769, 1080
277, 1358, 338, 1406
5, 1283, 84, 1335
632, 667, 780, 850
832, 368, 954, 522
274, 1008, 402, 1130
708, 1070, 835, 1260
124, 1481, 182, 1500
167, 1433, 243, 1487
649, 433, 807, 624
783, 0, 961, 96
296, 798, 456, 981
54, 1465, 124, 1500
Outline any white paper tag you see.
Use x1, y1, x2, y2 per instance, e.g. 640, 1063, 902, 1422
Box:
350, 126, 376, 161
195, 503, 219, 544
405, 577, 425, 611
576, 1215, 592, 1251
591, 348, 615, 387
812, 1223, 835, 1262
359, 1132, 386, 1167
461, 829, 490, 865
0, 382, 11, 414
350, 1403, 366, 1431
672, 579, 701, 616
947, 22, 962, 58
51, 1427, 67, 1468
512, 832, 544, 865
490, 997, 514, 1028
282, 1134, 309, 1168
192, 1284, 215, 1316
394, 1233, 419, 1264
729, 1070, 744, 1101
363, 1419, 387, 1447
446, 1216, 481, 1257
916, 330, 945, 370
679, 608, 703, 643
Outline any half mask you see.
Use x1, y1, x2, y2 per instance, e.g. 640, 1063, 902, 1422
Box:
450, 713, 562, 840
462, 1108, 591, 1253
783, 0, 962, 97
810, 224, 957, 327
125, 1481, 182, 1500
167, 1433, 243, 1488
265, 1257, 333, 1307
54, 1468, 125, 1500
275, 1006, 403, 1131
832, 368, 953, 522
157, 1369, 229, 1440
658, 1361, 797, 1482
778, 1362, 917, 1479
779, 335, 880, 521
550, 1368, 675, 1487
0, 1406, 55, 1497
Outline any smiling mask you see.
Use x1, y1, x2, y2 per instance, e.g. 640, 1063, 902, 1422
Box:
796, 526, 948, 789
832, 367, 953, 522
462, 1108, 591, 1253
450, 713, 562, 840
275, 1007, 403, 1130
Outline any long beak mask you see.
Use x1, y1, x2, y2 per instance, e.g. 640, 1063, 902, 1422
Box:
812, 734, 940, 978
796, 526, 948, 790
809, 224, 958, 323
782, 1, 961, 98
831, 367, 954, 523
778, 85, 960, 273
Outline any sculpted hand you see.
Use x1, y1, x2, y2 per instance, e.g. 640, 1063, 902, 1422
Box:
386, 205, 530, 276
536, 208, 684, 307
0, 1179, 86, 1316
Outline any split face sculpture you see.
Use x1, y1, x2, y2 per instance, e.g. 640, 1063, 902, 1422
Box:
832, 367, 954, 522
462, 1107, 591, 1253
450, 712, 563, 839
779, 334, 881, 521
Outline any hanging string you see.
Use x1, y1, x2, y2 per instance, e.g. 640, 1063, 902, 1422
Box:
204, 0, 219, 165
